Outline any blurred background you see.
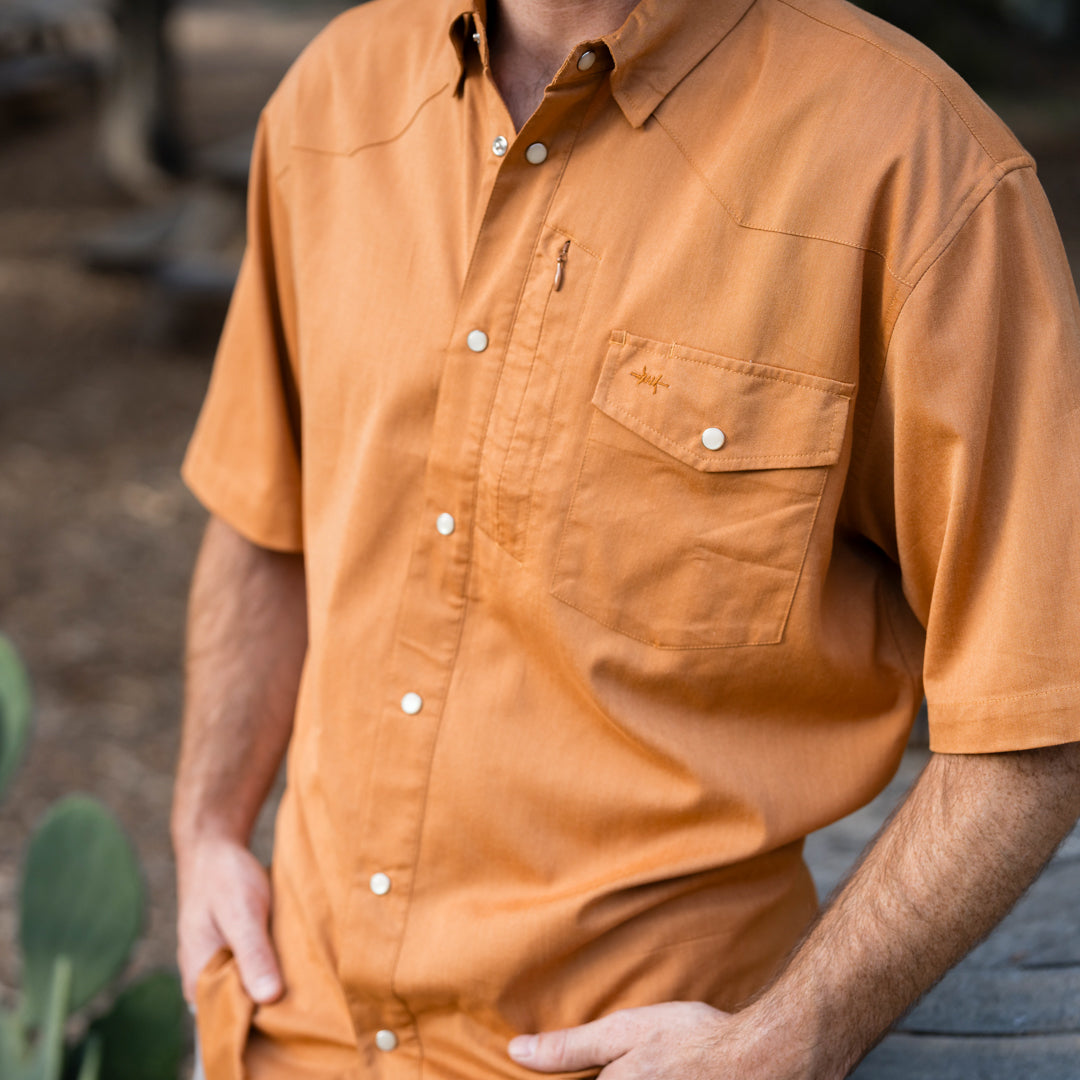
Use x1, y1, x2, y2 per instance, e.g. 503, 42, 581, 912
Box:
0, 0, 1076, 1072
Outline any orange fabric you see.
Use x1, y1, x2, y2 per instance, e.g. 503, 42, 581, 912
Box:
182, 0, 1080, 1075
194, 949, 255, 1078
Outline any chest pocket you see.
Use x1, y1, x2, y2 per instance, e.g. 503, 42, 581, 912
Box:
550, 331, 854, 648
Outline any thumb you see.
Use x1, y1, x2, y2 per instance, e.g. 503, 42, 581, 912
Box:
509, 1013, 633, 1073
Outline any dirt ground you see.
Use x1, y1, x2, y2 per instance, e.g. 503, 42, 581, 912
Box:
0, 0, 1077, 1043
0, 0, 341, 1012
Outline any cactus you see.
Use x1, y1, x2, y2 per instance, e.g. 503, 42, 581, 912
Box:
88, 972, 186, 1080
0, 636, 185, 1079
0, 635, 32, 800
19, 796, 145, 1028
0, 956, 79, 1080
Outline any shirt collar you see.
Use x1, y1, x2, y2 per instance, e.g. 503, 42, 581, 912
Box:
445, 0, 757, 128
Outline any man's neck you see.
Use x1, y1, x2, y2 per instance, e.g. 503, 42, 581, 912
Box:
488, 0, 638, 130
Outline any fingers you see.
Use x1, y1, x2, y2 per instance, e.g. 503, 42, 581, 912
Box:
177, 841, 284, 1005
509, 1011, 637, 1073
213, 853, 283, 1003
179, 924, 226, 1003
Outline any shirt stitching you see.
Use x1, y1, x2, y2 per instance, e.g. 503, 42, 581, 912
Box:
934, 681, 1080, 709
779, 465, 832, 632
520, 250, 602, 560
651, 112, 912, 286
552, 589, 787, 648
398, 80, 602, 985
775, 0, 997, 163
669, 351, 854, 397
480, 89, 601, 549
289, 81, 451, 157
495, 239, 564, 544
848, 163, 1035, 482
603, 399, 840, 466
616, 334, 854, 396
547, 224, 603, 260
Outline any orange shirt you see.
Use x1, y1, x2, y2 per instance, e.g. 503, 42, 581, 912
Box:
183, 0, 1080, 1076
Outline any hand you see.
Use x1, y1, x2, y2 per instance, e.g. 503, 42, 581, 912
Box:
176, 835, 283, 1005
508, 1001, 812, 1080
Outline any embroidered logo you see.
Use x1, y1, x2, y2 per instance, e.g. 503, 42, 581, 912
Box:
630, 365, 670, 394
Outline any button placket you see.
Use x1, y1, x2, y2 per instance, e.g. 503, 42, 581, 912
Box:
337, 68, 606, 1048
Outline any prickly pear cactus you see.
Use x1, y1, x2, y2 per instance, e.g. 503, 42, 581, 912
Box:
19, 796, 144, 1029
90, 971, 186, 1080
0, 956, 81, 1080
0, 635, 32, 802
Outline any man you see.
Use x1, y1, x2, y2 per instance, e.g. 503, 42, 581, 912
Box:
172, 0, 1080, 1076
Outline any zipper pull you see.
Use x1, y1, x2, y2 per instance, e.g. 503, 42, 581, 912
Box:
554, 240, 570, 291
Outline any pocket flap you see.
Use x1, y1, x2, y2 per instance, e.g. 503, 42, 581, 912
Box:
593, 331, 854, 472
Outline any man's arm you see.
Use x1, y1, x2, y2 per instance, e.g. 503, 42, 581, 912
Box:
509, 742, 1080, 1080
171, 514, 307, 1005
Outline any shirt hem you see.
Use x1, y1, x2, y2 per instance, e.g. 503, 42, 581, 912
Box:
927, 687, 1080, 754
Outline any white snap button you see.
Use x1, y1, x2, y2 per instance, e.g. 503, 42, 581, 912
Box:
492, 135, 508, 157
466, 329, 488, 352
525, 142, 548, 165
370, 872, 391, 896
577, 50, 597, 71
472, 30, 481, 44
701, 427, 726, 451
375, 1030, 399, 1052
436, 512, 456, 536
401, 692, 423, 715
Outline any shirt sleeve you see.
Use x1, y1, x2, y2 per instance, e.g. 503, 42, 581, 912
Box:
855, 164, 1080, 754
181, 109, 304, 553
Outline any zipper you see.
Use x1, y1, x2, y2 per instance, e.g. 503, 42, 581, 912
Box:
553, 240, 570, 292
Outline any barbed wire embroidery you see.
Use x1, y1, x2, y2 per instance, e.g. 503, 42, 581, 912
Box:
629, 365, 670, 394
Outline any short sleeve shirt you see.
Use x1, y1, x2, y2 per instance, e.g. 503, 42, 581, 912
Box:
183, 0, 1080, 1075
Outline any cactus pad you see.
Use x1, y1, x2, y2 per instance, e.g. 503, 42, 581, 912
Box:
0, 635, 32, 802
19, 796, 144, 1028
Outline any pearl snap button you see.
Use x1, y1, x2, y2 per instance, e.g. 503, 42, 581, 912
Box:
701, 427, 726, 451
577, 49, 597, 71
466, 329, 488, 352
401, 692, 423, 715
375, 1030, 398, 1052
525, 142, 548, 165
492, 135, 508, 157
370, 872, 391, 896
436, 512, 456, 536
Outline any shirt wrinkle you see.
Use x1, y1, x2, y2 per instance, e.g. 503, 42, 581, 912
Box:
183, 0, 1080, 1073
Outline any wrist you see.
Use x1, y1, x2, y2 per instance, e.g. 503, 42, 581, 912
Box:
171, 813, 250, 872
732, 992, 844, 1080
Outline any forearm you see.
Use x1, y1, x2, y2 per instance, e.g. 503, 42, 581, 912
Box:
746, 742, 1080, 1078
171, 515, 307, 856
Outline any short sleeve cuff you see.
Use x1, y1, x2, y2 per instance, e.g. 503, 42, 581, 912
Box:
182, 444, 303, 554
928, 685, 1080, 754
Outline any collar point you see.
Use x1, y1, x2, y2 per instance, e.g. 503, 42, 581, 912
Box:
612, 88, 658, 129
